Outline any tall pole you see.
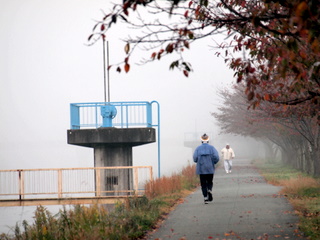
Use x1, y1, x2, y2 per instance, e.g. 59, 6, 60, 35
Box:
102, 39, 111, 103
102, 39, 107, 103
107, 41, 110, 102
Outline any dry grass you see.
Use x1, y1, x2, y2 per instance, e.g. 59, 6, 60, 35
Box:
145, 163, 197, 199
145, 174, 182, 198
181, 163, 196, 180
279, 175, 320, 195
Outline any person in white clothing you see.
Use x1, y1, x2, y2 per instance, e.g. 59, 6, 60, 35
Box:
221, 143, 235, 173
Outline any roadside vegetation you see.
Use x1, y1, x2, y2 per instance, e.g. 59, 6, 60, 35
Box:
3, 159, 319, 239
254, 159, 320, 240
0, 163, 198, 240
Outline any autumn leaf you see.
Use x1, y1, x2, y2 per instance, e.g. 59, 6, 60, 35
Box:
184, 40, 189, 49
124, 43, 130, 54
237, 75, 243, 83
124, 63, 130, 73
166, 43, 174, 53
264, 94, 271, 101
182, 62, 191, 71
157, 49, 164, 60
296, 1, 308, 16
151, 52, 157, 60
169, 60, 179, 70
111, 14, 117, 23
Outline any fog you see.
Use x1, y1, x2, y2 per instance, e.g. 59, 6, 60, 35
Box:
0, 0, 263, 234
0, 0, 238, 175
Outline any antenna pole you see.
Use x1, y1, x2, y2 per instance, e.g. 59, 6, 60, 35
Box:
102, 38, 107, 103
106, 41, 110, 102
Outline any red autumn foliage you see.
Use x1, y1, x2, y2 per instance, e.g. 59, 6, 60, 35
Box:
88, 0, 319, 119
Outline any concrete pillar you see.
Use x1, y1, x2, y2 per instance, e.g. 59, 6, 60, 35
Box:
94, 146, 133, 167
94, 146, 133, 196
67, 128, 156, 196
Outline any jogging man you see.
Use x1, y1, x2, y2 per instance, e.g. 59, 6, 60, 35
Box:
193, 134, 219, 204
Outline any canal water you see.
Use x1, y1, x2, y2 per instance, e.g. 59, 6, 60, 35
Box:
0, 205, 65, 235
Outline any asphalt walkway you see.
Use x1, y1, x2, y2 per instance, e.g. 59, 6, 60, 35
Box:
146, 158, 306, 240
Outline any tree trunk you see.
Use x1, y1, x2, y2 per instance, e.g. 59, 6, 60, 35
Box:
311, 147, 320, 177
263, 140, 277, 162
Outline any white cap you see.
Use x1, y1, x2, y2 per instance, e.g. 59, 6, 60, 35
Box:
201, 134, 210, 142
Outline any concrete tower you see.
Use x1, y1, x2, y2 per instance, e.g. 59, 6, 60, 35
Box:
67, 101, 159, 196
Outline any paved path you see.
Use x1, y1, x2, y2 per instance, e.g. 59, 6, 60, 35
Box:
147, 159, 306, 240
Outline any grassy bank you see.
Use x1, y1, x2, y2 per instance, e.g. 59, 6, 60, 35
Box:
254, 160, 320, 240
0, 163, 198, 240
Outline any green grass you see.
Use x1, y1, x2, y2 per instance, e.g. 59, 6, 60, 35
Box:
253, 160, 307, 184
298, 187, 320, 198
254, 159, 320, 240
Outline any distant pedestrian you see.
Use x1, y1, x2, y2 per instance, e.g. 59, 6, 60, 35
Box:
221, 143, 235, 173
193, 133, 219, 204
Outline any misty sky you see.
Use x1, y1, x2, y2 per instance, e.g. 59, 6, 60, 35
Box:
0, 0, 235, 176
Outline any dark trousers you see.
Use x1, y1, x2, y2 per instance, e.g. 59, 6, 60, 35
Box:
199, 174, 214, 197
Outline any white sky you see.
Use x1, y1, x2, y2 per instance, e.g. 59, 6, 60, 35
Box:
0, 0, 235, 176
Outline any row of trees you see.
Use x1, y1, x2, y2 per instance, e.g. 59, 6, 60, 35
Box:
212, 84, 320, 176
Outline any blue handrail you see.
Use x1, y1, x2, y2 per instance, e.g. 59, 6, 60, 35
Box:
70, 101, 156, 129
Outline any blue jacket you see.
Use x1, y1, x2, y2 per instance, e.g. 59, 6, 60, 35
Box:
193, 143, 219, 174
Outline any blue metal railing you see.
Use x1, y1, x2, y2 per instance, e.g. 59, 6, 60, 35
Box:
69, 101, 161, 177
70, 101, 159, 129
